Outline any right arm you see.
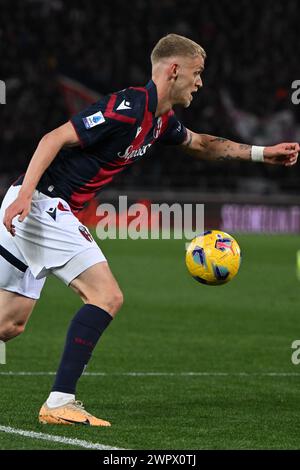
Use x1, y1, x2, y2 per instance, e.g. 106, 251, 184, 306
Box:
3, 121, 79, 235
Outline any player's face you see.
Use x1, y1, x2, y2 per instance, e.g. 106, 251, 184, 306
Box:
171, 56, 204, 107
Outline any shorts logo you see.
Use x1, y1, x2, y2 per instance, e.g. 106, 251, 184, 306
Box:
78, 225, 93, 242
46, 207, 57, 221
83, 111, 105, 129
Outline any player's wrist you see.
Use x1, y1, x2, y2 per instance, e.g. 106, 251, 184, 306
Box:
19, 187, 34, 200
251, 145, 265, 162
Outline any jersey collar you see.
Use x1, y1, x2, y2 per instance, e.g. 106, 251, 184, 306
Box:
145, 79, 158, 114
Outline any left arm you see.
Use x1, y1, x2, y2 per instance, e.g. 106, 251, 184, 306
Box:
181, 129, 299, 166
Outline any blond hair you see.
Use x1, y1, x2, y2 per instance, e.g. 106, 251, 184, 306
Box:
151, 33, 206, 65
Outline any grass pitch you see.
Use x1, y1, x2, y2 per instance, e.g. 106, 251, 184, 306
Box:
1, 234, 300, 450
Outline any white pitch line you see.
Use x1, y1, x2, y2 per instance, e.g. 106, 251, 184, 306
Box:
0, 425, 124, 450
1, 371, 300, 377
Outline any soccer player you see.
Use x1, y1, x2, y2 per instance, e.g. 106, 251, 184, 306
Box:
0, 34, 299, 426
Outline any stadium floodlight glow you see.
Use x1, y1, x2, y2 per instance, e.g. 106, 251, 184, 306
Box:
0, 80, 6, 104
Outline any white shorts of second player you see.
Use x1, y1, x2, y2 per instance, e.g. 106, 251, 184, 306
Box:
0, 185, 106, 299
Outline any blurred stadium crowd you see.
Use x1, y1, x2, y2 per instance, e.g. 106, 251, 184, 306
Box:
1, 0, 300, 198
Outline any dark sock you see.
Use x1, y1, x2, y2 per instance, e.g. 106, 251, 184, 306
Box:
52, 304, 112, 394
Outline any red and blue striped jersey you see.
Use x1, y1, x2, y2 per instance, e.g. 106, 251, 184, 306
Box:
15, 80, 187, 212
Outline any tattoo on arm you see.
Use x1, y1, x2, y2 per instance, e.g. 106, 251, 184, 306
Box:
238, 144, 251, 150
209, 137, 229, 143
212, 141, 251, 160
186, 134, 251, 160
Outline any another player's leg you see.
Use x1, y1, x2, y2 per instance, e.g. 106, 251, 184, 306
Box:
0, 191, 44, 342
0, 185, 46, 343
39, 261, 123, 427
0, 289, 36, 342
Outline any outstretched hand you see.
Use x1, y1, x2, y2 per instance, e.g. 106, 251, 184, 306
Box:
3, 195, 32, 236
264, 142, 299, 166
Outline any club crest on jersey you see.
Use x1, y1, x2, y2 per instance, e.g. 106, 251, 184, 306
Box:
83, 111, 105, 129
78, 225, 93, 242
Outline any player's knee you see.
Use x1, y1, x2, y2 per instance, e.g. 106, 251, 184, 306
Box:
102, 289, 124, 317
0, 322, 25, 342
90, 288, 124, 317
111, 289, 124, 315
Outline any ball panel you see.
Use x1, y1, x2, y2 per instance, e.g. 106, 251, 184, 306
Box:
185, 230, 241, 286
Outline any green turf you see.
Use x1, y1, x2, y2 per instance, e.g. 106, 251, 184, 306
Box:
1, 234, 300, 449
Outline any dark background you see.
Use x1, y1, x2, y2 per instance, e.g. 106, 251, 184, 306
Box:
1, 0, 299, 198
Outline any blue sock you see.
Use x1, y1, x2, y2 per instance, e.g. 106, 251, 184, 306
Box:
52, 304, 112, 394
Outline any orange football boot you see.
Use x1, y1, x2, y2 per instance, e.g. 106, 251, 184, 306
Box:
38, 400, 111, 427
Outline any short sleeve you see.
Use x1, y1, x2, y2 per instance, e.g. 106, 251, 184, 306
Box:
70, 94, 134, 148
159, 112, 187, 145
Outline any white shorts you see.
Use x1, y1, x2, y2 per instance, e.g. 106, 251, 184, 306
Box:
0, 185, 106, 299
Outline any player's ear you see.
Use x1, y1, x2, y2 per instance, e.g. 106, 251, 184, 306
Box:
169, 63, 179, 81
